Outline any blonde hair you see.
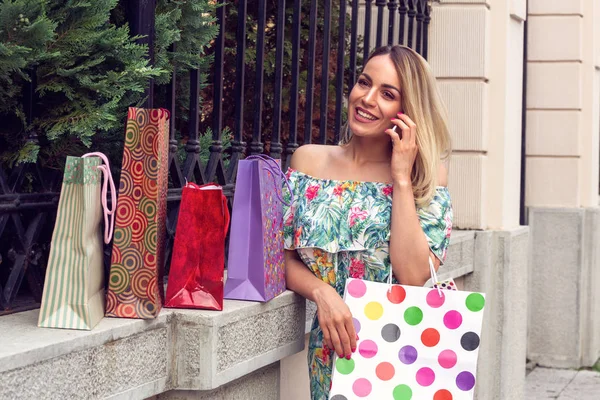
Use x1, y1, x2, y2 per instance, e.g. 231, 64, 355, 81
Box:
340, 45, 452, 207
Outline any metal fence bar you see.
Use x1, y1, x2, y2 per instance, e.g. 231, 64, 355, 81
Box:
388, 1, 398, 46
376, 0, 386, 47
399, 0, 407, 45
349, 0, 359, 88
286, 0, 302, 168
319, 0, 333, 144
127, 0, 156, 108
423, 1, 431, 59
206, 2, 226, 183
364, 0, 373, 63
166, 45, 184, 190
271, 0, 286, 160
164, 47, 181, 273
304, 0, 319, 144
334, 0, 347, 143
407, 0, 416, 48
183, 69, 206, 184
416, 0, 425, 54
229, 0, 248, 181
250, 0, 267, 155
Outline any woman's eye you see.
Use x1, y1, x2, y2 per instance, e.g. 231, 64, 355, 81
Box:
383, 91, 394, 99
358, 79, 369, 87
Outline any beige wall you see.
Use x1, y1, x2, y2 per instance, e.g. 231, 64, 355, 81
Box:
430, 1, 489, 230
526, 0, 600, 207
430, 0, 526, 229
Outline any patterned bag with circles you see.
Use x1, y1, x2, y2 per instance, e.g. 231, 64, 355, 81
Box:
329, 259, 486, 400
105, 107, 170, 319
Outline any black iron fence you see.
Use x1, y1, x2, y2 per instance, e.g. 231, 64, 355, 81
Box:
0, 0, 434, 315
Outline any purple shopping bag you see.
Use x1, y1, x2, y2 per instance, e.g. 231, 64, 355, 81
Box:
224, 156, 290, 302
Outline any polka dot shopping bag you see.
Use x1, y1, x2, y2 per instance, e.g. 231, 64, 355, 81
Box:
329, 258, 486, 400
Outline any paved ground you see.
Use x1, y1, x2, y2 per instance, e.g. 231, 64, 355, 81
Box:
526, 367, 600, 399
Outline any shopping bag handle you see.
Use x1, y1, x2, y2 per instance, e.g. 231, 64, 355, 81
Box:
245, 155, 293, 206
387, 255, 443, 297
185, 181, 230, 238
81, 152, 116, 244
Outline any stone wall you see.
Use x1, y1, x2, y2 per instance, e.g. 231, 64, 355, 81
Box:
0, 293, 305, 400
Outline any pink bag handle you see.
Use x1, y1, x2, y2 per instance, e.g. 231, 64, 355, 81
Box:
185, 182, 230, 238
81, 152, 116, 244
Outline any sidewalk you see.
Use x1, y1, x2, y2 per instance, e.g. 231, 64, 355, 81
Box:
526, 367, 600, 399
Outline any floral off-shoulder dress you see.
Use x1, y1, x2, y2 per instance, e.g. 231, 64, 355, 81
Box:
282, 168, 453, 400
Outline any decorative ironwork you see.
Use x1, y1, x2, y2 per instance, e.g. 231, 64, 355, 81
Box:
0, 0, 436, 314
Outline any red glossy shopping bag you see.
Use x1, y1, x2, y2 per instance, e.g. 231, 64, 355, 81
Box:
164, 182, 230, 310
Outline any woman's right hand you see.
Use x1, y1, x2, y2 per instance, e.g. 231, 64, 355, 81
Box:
313, 285, 357, 360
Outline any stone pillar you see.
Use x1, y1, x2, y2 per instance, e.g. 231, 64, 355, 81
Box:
430, 0, 526, 230
429, 0, 490, 230
463, 228, 529, 400
526, 0, 600, 368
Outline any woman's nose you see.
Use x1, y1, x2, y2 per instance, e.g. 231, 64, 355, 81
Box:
362, 89, 377, 106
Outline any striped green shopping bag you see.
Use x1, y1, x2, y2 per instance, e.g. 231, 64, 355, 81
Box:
38, 152, 115, 330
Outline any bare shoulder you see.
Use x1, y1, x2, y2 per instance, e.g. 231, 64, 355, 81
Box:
437, 162, 448, 187
289, 144, 332, 175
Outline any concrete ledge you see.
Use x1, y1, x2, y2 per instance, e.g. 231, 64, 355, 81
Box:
528, 207, 600, 368
463, 226, 530, 400
0, 291, 306, 400
174, 293, 305, 390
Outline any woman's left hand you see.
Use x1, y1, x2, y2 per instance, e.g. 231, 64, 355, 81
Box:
385, 112, 419, 185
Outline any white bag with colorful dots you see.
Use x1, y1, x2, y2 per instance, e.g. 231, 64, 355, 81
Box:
329, 259, 486, 400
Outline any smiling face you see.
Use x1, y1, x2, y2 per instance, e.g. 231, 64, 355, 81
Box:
347, 54, 403, 140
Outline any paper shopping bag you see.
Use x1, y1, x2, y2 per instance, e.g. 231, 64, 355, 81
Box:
38, 152, 116, 330
164, 182, 230, 310
105, 107, 169, 319
223, 155, 289, 302
330, 272, 486, 399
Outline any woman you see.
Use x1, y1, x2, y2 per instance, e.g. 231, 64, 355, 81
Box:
282, 45, 453, 399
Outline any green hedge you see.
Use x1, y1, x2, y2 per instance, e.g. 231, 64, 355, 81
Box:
0, 0, 218, 170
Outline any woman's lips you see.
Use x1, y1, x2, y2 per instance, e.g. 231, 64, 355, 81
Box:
354, 107, 379, 123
